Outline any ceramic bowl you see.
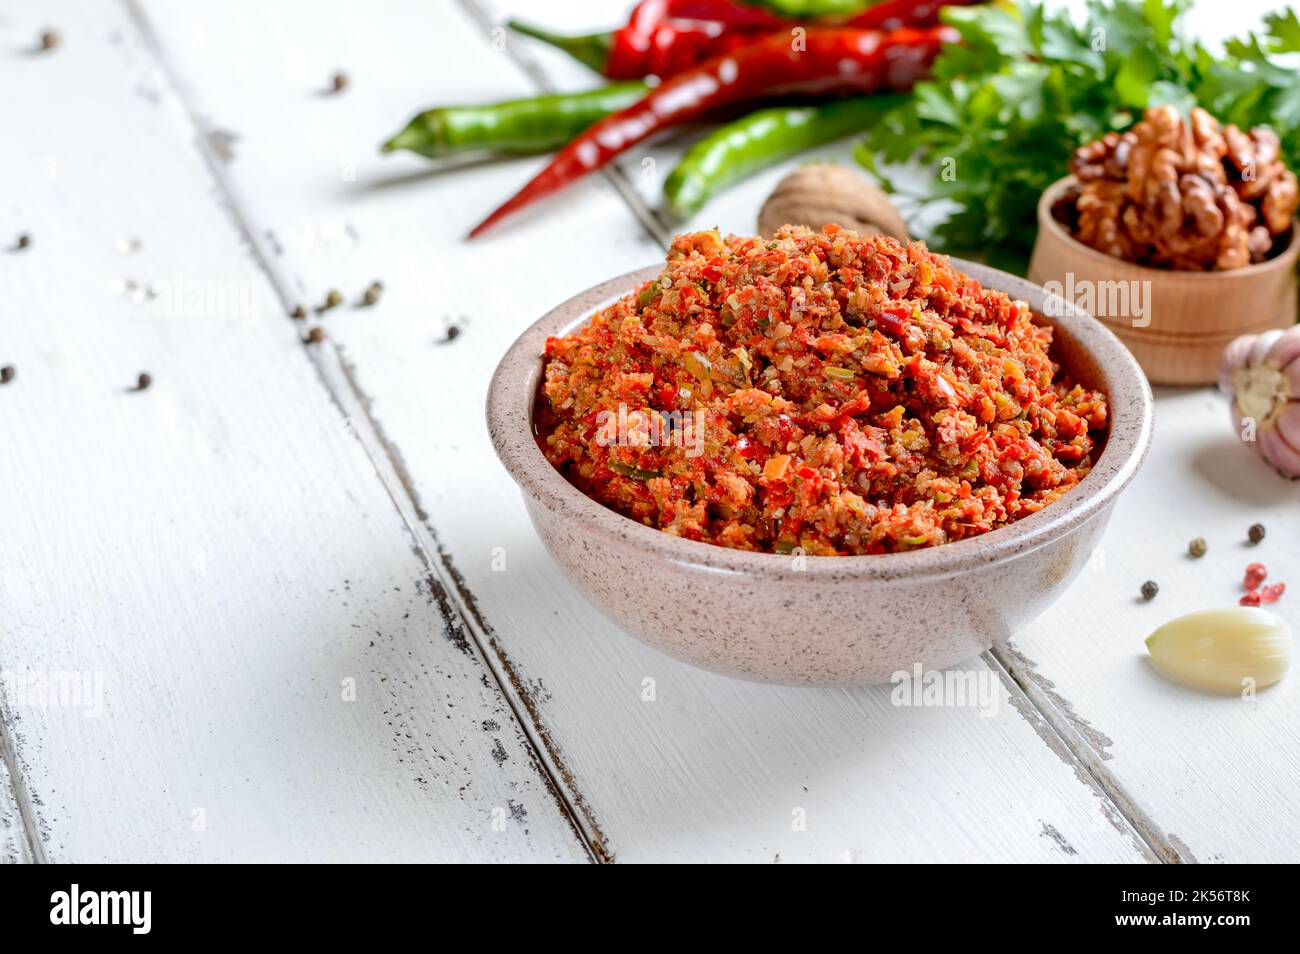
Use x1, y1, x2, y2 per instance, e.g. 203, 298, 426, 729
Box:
487, 260, 1153, 687
1029, 176, 1300, 386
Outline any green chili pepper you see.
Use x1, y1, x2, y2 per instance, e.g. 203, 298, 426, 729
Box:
508, 20, 613, 75
608, 459, 663, 480
744, 0, 875, 14
662, 95, 904, 220
381, 82, 648, 159
683, 352, 714, 385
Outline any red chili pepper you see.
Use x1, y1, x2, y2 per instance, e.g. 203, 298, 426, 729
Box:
639, 0, 977, 79
846, 0, 981, 31
515, 1, 982, 79
1244, 562, 1268, 590
514, 0, 786, 79
734, 434, 761, 459
668, 0, 786, 28
774, 413, 801, 447
470, 26, 956, 237
609, 0, 674, 77
631, 29, 760, 79
876, 305, 912, 338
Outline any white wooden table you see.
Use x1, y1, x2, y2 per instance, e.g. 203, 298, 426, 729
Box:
2, 0, 1297, 864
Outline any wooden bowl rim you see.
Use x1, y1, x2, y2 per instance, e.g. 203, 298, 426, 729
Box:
1037, 176, 1300, 280
1090, 319, 1287, 342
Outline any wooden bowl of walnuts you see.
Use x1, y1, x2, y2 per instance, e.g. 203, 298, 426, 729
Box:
1028, 106, 1299, 386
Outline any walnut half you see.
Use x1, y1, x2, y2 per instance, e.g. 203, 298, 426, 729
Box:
758, 165, 909, 242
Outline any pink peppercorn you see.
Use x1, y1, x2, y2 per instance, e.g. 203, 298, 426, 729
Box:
1260, 582, 1286, 604
1244, 562, 1268, 590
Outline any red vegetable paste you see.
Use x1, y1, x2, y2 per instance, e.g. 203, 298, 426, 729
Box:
537, 226, 1108, 555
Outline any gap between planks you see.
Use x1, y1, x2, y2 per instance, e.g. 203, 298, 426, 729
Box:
462, 0, 1189, 865
0, 703, 43, 863
118, 0, 607, 864
990, 646, 1188, 864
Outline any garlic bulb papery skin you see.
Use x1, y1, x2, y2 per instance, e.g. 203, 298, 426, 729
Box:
1219, 325, 1300, 477
1146, 607, 1293, 694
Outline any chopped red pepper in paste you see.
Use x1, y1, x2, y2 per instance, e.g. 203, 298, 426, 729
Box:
538, 226, 1108, 555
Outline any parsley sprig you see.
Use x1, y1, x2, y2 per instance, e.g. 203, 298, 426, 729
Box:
855, 0, 1300, 269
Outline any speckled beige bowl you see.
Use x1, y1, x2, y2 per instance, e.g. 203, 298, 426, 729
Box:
488, 261, 1153, 687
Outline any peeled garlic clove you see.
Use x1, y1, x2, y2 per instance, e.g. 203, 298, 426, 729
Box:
1146, 607, 1292, 694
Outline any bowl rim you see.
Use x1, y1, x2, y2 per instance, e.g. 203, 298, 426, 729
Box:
1037, 175, 1300, 280
487, 255, 1154, 582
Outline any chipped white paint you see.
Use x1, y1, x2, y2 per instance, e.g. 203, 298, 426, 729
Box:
2, 0, 1294, 863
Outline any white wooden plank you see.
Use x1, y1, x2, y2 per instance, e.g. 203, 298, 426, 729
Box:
129, 0, 1162, 860
1005, 389, 1300, 864
499, 0, 1300, 862
1006, 0, 1300, 865
0, 0, 588, 862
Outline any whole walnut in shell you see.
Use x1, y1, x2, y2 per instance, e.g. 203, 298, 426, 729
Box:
758, 164, 908, 241
1065, 106, 1298, 271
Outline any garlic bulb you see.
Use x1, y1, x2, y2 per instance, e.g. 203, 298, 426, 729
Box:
1146, 607, 1292, 694
1219, 326, 1300, 477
